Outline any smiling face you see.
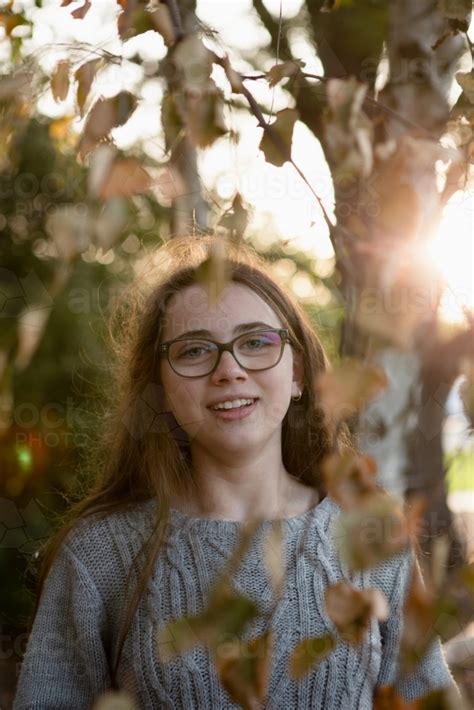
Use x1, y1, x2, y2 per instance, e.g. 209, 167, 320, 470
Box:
159, 281, 303, 463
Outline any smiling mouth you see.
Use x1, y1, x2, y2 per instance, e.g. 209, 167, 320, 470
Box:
209, 398, 257, 411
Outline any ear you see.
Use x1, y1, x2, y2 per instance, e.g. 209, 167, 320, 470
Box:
291, 351, 305, 398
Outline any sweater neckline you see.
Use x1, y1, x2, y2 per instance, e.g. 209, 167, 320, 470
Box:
168, 495, 335, 533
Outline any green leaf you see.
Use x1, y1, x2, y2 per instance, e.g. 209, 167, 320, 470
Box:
259, 108, 298, 167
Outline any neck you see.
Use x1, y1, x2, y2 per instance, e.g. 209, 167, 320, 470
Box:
174, 438, 317, 522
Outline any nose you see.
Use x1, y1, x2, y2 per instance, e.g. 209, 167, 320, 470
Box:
210, 350, 248, 383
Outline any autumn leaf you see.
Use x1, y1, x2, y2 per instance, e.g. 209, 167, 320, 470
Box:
78, 91, 138, 159
218, 193, 249, 240
334, 492, 412, 570
91, 690, 137, 709
262, 521, 285, 594
51, 60, 70, 103
455, 71, 474, 103
267, 60, 305, 88
156, 584, 259, 662
399, 559, 437, 674
215, 631, 273, 710
321, 451, 378, 510
315, 359, 387, 423
153, 165, 187, 204
97, 158, 152, 201
75, 58, 102, 116
259, 108, 298, 167
196, 238, 232, 304
70, 0, 91, 19
373, 686, 419, 709
46, 204, 92, 262
325, 581, 388, 644
185, 82, 227, 148
149, 4, 175, 47
95, 197, 129, 252
222, 54, 245, 94
0, 11, 28, 37
288, 634, 336, 680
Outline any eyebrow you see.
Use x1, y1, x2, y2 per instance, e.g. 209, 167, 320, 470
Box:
172, 321, 278, 340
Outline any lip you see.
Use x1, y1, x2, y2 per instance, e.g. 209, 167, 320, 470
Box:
208, 399, 259, 421
206, 395, 259, 408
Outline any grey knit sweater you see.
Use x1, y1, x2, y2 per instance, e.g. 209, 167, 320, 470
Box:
14, 495, 455, 709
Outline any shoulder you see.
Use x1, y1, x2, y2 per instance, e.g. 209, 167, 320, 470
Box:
64, 499, 156, 554
55, 500, 158, 593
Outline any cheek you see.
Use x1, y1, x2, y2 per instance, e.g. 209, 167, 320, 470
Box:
161, 375, 205, 428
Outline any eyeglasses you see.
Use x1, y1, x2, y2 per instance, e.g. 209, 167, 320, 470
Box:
159, 328, 291, 378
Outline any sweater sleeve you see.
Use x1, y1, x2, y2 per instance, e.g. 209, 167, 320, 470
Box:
376, 548, 457, 701
13, 542, 112, 710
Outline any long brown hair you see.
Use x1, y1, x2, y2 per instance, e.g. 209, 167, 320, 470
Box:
33, 235, 352, 685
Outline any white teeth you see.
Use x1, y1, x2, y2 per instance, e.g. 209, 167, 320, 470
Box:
211, 398, 255, 411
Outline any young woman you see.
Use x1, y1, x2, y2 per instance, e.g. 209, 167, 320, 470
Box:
13, 237, 455, 709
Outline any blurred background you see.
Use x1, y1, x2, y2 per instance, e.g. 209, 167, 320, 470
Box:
1, 0, 473, 706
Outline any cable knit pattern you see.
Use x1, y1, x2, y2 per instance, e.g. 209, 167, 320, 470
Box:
13, 496, 455, 709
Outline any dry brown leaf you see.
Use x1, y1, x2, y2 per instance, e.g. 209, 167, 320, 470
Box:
185, 82, 227, 148
91, 690, 137, 710
51, 60, 70, 103
262, 521, 285, 593
400, 559, 437, 674
215, 631, 273, 710
335, 492, 412, 570
217, 193, 249, 239
156, 584, 259, 662
288, 634, 336, 680
315, 360, 388, 424
259, 108, 298, 167
94, 198, 129, 252
325, 581, 385, 645
71, 0, 91, 19
98, 158, 152, 201
321, 451, 378, 510
267, 60, 305, 88
222, 54, 245, 94
455, 71, 474, 103
373, 685, 419, 709
46, 204, 92, 261
196, 239, 231, 304
78, 92, 138, 159
75, 58, 101, 116
153, 166, 187, 204
15, 307, 51, 371
149, 4, 175, 47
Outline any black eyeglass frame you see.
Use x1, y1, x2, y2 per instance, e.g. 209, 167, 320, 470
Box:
159, 328, 291, 378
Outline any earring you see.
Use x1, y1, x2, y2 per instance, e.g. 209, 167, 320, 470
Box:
292, 390, 302, 402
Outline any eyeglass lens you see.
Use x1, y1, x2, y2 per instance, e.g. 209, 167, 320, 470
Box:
168, 330, 284, 376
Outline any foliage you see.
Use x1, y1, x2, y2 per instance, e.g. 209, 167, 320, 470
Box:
1, 0, 474, 707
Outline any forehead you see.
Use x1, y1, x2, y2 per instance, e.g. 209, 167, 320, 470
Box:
161, 282, 282, 340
